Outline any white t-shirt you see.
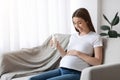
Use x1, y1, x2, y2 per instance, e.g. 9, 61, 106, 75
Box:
59, 31, 103, 71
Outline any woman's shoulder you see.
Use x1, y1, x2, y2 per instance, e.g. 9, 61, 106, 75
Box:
89, 31, 101, 37
70, 33, 78, 37
88, 31, 102, 42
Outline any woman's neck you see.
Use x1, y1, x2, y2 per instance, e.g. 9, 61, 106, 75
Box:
79, 30, 91, 36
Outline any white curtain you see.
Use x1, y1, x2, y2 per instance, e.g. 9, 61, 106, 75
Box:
0, 0, 72, 53
0, 0, 90, 54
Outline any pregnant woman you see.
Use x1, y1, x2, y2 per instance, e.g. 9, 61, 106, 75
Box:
29, 7, 103, 80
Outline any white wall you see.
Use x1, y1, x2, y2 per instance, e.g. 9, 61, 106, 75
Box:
69, 0, 120, 34
101, 0, 120, 33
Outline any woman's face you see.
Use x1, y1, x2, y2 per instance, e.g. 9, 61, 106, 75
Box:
72, 17, 89, 33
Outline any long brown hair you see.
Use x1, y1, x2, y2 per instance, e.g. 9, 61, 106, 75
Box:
72, 8, 95, 32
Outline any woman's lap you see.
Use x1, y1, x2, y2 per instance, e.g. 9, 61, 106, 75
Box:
29, 68, 81, 80
47, 73, 80, 80
29, 68, 61, 80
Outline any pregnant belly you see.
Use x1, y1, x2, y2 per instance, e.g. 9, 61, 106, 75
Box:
59, 55, 90, 71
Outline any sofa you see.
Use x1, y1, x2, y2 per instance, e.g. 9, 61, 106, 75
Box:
1, 34, 120, 80
80, 38, 120, 80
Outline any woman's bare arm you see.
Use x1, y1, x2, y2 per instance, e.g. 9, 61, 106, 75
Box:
67, 46, 103, 66
50, 39, 67, 57
56, 41, 67, 57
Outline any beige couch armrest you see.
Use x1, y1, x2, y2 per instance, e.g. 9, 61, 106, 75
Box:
80, 63, 120, 80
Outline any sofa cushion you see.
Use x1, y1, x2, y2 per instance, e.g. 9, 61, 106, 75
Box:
103, 38, 120, 64
12, 75, 33, 80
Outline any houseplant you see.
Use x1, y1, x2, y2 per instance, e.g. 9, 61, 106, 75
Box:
100, 12, 120, 38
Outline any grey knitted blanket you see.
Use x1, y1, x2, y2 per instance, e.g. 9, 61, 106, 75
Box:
0, 33, 70, 80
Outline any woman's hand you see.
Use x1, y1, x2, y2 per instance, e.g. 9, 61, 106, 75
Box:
49, 39, 60, 49
67, 50, 79, 56
49, 38, 67, 57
